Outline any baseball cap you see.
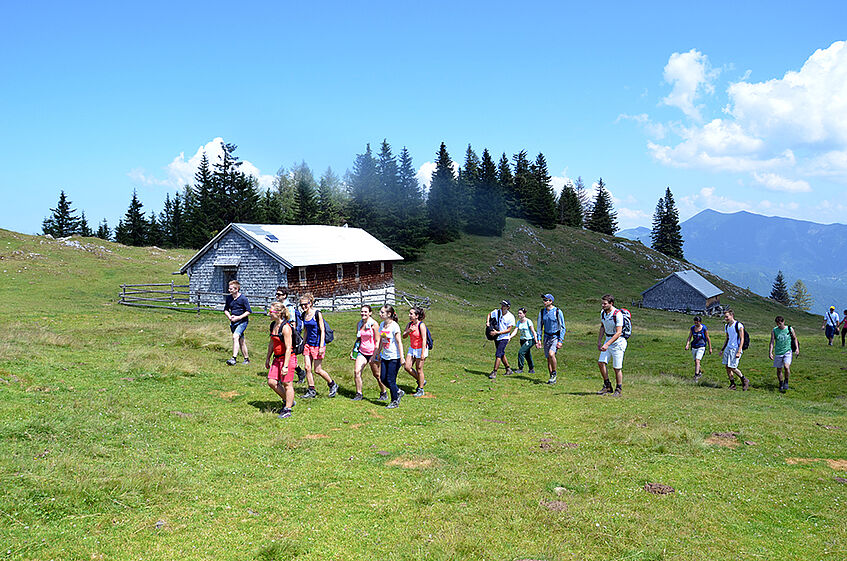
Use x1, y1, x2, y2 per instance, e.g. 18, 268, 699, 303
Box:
542, 293, 554, 302
500, 300, 510, 307
831, 306, 836, 310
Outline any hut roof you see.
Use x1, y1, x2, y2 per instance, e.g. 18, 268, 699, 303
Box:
179, 223, 403, 273
641, 270, 722, 299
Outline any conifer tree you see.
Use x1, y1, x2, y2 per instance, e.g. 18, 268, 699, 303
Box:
651, 187, 684, 259
466, 148, 505, 236
574, 176, 591, 222
114, 190, 148, 246
78, 212, 93, 237
526, 153, 557, 229
272, 168, 298, 224
789, 279, 813, 312
42, 190, 81, 237
187, 152, 215, 247
511, 150, 533, 219
147, 212, 164, 247
347, 144, 379, 230
317, 167, 346, 226
427, 142, 461, 243
498, 153, 517, 217
770, 271, 791, 305
585, 178, 618, 235
557, 181, 583, 227
292, 162, 319, 225
394, 146, 430, 257
96, 219, 111, 241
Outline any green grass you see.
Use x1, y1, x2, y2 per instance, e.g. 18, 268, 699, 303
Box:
0, 222, 845, 560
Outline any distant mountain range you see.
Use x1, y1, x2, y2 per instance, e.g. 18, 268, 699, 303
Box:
619, 210, 847, 315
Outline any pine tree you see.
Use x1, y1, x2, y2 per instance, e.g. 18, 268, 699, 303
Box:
272, 167, 298, 224
557, 181, 583, 227
114, 190, 148, 246
187, 152, 215, 247
466, 148, 505, 236
650, 196, 667, 252
498, 153, 517, 218
427, 142, 461, 243
770, 271, 791, 305
96, 219, 111, 241
511, 150, 532, 218
526, 153, 557, 229
394, 146, 430, 257
292, 162, 318, 225
147, 212, 164, 247
585, 178, 618, 235
78, 212, 93, 237
347, 144, 379, 230
316, 167, 345, 226
789, 279, 813, 312
42, 190, 82, 237
574, 176, 591, 223
460, 145, 482, 235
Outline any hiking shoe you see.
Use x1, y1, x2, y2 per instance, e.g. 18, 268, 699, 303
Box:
413, 387, 425, 397
528, 369, 535, 374
377, 391, 388, 401
386, 400, 399, 409
296, 368, 306, 384
728, 382, 737, 390
352, 393, 363, 401
277, 408, 292, 419
597, 384, 613, 395
694, 372, 702, 381
302, 388, 317, 399
514, 369, 524, 374
783, 382, 789, 391
504, 368, 513, 376
397, 389, 405, 401
741, 377, 750, 391
778, 382, 786, 393
488, 371, 497, 380
546, 374, 557, 385
226, 357, 237, 366
328, 381, 339, 398
612, 386, 622, 397
242, 358, 250, 365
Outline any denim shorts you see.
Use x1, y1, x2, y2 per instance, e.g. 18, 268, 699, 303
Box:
495, 339, 509, 358
230, 321, 248, 337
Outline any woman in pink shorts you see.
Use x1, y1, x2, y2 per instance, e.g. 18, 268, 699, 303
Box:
350, 305, 387, 401
299, 292, 338, 399
265, 302, 296, 419
402, 306, 429, 397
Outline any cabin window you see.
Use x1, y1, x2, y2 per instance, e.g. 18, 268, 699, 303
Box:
380, 261, 385, 274
355, 263, 360, 281
337, 264, 344, 282
299, 267, 307, 286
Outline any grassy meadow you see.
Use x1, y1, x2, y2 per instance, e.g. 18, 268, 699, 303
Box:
0, 220, 845, 560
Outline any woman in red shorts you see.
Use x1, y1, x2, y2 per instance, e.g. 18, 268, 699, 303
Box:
266, 302, 296, 419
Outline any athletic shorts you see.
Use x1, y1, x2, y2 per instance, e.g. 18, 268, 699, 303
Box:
691, 347, 706, 361
722, 346, 742, 369
599, 339, 626, 369
543, 333, 560, 355
773, 351, 793, 368
303, 344, 326, 360
356, 352, 373, 362
825, 325, 836, 339
407, 347, 428, 359
268, 355, 297, 383
495, 339, 509, 358
230, 321, 248, 337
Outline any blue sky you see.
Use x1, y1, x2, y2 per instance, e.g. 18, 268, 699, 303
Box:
2, 1, 847, 234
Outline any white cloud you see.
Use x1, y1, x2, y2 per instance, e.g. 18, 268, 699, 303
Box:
129, 137, 275, 191
617, 113, 668, 139
661, 49, 718, 122
550, 168, 571, 196
415, 160, 459, 189
616, 206, 651, 230
752, 172, 811, 193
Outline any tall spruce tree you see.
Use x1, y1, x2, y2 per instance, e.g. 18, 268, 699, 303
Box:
272, 167, 298, 224
96, 219, 111, 241
498, 153, 517, 218
427, 142, 461, 243
78, 212, 93, 237
651, 187, 684, 259
346, 144, 379, 230
316, 167, 345, 226
292, 162, 319, 224
187, 152, 215, 247
511, 150, 533, 219
466, 148, 505, 236
770, 271, 791, 305
460, 145, 482, 235
526, 153, 557, 229
574, 176, 591, 222
42, 190, 82, 237
585, 178, 618, 235
394, 146, 430, 258
114, 190, 148, 246
789, 279, 813, 311
557, 181, 583, 227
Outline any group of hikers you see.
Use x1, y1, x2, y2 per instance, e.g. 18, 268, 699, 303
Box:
222, 279, 841, 418
223, 280, 429, 419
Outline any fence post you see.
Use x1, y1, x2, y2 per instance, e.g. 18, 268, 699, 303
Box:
120, 284, 125, 304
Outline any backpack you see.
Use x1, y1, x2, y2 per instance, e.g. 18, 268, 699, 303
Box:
540, 306, 565, 335
316, 310, 334, 344
788, 325, 797, 352
486, 310, 501, 341
274, 321, 305, 355
614, 308, 632, 339
733, 322, 750, 351
420, 323, 434, 350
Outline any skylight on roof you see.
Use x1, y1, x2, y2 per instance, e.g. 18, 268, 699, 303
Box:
265, 234, 279, 243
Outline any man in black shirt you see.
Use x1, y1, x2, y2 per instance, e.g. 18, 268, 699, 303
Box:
224, 280, 252, 365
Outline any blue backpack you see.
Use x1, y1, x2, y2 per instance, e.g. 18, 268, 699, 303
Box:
420, 323, 434, 350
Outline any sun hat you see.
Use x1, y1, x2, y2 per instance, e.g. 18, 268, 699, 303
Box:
542, 293, 554, 302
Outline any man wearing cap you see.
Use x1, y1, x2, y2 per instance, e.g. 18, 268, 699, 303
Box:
822, 306, 840, 346
486, 300, 515, 379
536, 293, 566, 384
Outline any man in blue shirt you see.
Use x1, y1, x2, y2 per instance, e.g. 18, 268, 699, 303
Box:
536, 293, 566, 384
224, 280, 252, 366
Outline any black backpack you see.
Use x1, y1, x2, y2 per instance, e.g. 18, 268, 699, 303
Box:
788, 325, 798, 352
273, 321, 305, 355
486, 310, 501, 341
734, 322, 750, 351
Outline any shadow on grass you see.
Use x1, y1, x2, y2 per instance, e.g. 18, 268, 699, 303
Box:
510, 374, 546, 385
559, 391, 599, 396
463, 368, 493, 377
247, 400, 282, 414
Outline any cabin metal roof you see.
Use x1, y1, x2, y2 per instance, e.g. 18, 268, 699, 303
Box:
178, 223, 404, 273
641, 270, 723, 298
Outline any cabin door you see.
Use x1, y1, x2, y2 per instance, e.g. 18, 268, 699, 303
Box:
222, 268, 238, 292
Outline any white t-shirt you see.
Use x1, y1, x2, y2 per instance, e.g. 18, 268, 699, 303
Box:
490, 309, 516, 341
601, 308, 624, 345
379, 321, 402, 360
725, 321, 744, 349
825, 311, 840, 326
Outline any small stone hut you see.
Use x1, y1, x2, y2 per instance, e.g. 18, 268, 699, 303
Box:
641, 270, 723, 314
178, 223, 403, 309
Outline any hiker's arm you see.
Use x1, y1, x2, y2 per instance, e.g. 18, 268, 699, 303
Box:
597, 325, 605, 350
318, 312, 325, 347
706, 331, 712, 353
793, 328, 800, 355
685, 330, 692, 350
769, 330, 775, 359
265, 337, 273, 369
557, 310, 565, 347
282, 324, 293, 370
736, 326, 744, 357
603, 324, 622, 351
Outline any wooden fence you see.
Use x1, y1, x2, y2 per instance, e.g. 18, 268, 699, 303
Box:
119, 283, 429, 313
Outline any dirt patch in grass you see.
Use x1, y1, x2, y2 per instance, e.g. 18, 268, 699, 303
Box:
816, 422, 842, 430
211, 390, 240, 400
538, 439, 578, 451
302, 434, 329, 440
786, 458, 847, 471
644, 483, 675, 495
171, 411, 195, 418
540, 499, 568, 512
387, 457, 434, 469
705, 432, 739, 448
349, 423, 366, 429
